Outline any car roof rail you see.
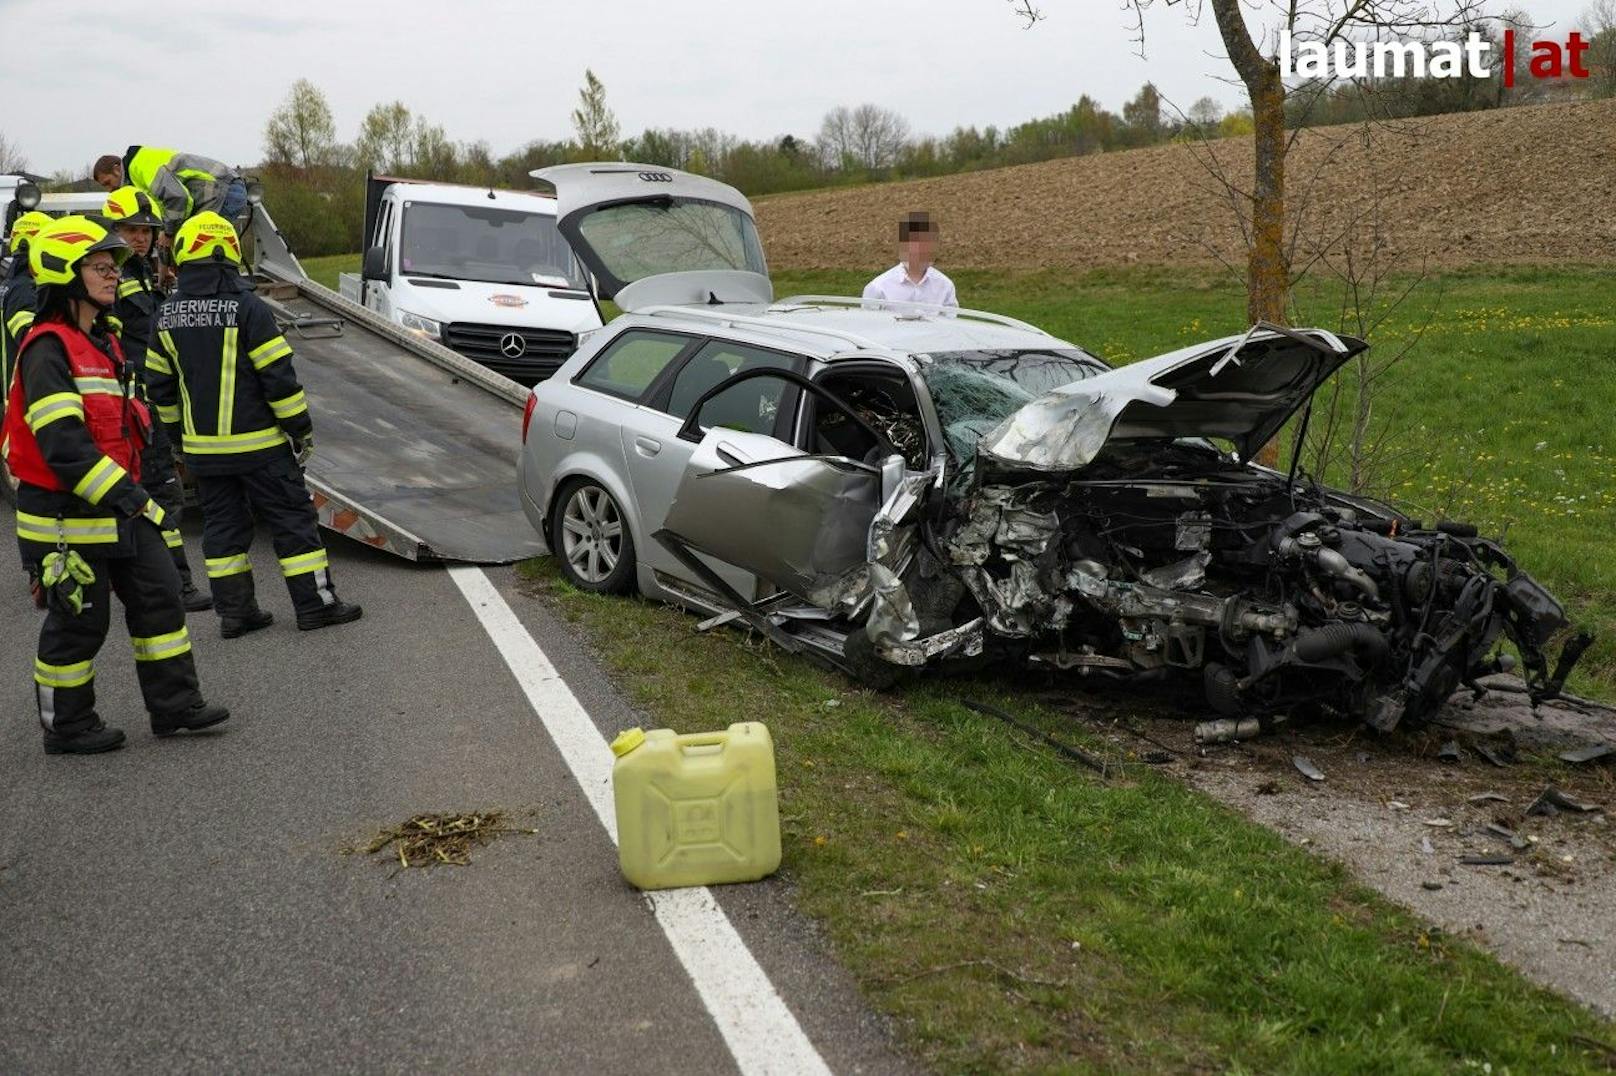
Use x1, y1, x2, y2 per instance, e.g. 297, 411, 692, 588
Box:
772, 294, 1052, 337
636, 304, 886, 352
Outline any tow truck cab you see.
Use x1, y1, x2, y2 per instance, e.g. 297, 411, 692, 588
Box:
339, 175, 603, 385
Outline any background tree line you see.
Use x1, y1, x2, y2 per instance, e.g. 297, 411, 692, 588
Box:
242, 10, 1613, 258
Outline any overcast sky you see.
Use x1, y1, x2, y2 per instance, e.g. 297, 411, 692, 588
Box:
0, 0, 1592, 176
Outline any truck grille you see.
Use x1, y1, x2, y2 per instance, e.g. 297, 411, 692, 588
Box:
442, 322, 577, 383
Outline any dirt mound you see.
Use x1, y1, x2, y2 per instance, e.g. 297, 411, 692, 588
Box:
756, 99, 1616, 272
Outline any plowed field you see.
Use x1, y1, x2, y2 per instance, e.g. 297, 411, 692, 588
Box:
755, 99, 1616, 271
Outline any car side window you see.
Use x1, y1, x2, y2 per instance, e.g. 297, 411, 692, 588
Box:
666, 341, 801, 437
575, 330, 692, 401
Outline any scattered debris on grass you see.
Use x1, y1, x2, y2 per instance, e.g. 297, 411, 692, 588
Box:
1293, 756, 1325, 782
347, 810, 538, 872
1526, 787, 1604, 818
961, 699, 1111, 776
1559, 743, 1615, 765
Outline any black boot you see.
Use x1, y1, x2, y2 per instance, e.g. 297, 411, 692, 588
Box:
221, 607, 275, 639
297, 601, 364, 631
180, 580, 213, 612
43, 719, 127, 755
152, 700, 231, 737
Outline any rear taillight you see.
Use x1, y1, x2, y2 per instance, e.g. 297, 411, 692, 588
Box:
521, 393, 538, 443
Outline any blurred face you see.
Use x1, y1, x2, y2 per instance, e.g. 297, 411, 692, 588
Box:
901, 232, 936, 273
117, 224, 153, 257
95, 164, 123, 192
79, 253, 121, 306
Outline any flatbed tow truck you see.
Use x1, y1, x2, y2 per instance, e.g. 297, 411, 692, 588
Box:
245, 205, 545, 564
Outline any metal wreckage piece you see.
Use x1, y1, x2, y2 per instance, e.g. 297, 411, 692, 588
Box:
655, 329, 1586, 735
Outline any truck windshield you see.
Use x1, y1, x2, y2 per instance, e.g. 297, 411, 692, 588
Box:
400, 202, 589, 289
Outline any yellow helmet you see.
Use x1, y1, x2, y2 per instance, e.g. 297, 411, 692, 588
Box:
7, 210, 53, 254
103, 186, 163, 229
173, 211, 241, 266
29, 215, 129, 287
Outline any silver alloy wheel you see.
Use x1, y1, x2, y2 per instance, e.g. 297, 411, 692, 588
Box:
559, 484, 623, 584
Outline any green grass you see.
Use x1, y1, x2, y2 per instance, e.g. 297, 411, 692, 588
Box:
301, 253, 358, 292
520, 559, 1616, 1073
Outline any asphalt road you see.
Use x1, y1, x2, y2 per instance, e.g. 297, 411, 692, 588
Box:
0, 515, 909, 1074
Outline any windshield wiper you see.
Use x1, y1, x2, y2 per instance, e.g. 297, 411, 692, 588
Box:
402, 269, 459, 280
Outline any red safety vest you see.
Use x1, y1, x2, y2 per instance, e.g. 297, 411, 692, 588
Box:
3, 320, 148, 490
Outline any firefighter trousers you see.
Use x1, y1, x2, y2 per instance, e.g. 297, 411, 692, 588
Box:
140, 418, 194, 587
198, 455, 340, 618
32, 519, 202, 735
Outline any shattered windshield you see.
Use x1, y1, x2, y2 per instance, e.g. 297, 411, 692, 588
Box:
920, 348, 1109, 460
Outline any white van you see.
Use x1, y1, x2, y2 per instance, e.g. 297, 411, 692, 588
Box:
338, 176, 603, 384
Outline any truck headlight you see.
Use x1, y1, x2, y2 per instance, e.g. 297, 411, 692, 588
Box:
399, 310, 442, 339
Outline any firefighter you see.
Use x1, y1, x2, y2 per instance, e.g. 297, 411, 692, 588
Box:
103, 186, 210, 612
92, 147, 246, 247
2, 210, 53, 400
148, 212, 362, 637
5, 216, 230, 754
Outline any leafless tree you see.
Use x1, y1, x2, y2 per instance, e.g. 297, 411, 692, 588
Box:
817, 104, 910, 170
1014, 0, 1493, 329
0, 132, 26, 174
1187, 95, 1225, 130
1289, 122, 1441, 496
1581, 0, 1616, 97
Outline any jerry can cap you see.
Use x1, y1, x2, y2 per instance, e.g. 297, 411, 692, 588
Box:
610, 727, 646, 757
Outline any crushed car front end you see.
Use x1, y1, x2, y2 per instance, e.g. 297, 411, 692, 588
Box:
851, 326, 1588, 731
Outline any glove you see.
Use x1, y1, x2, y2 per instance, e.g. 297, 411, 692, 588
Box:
41, 550, 96, 616
294, 436, 314, 467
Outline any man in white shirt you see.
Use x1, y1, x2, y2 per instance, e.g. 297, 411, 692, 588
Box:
862, 212, 957, 309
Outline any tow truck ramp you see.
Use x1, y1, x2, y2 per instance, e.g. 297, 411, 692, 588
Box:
247, 206, 545, 564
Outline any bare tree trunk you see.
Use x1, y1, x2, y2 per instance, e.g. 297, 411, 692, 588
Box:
1209, 0, 1291, 464
1247, 65, 1289, 326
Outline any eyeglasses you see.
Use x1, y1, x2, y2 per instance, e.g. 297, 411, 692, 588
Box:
81, 261, 121, 279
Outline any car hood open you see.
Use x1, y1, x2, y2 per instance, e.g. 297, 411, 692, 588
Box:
975, 323, 1368, 472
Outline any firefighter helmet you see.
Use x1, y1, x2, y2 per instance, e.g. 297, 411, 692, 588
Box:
7, 210, 53, 254
102, 186, 163, 229
28, 215, 129, 287
173, 211, 242, 266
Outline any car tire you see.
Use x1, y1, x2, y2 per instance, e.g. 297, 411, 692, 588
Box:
550, 478, 637, 595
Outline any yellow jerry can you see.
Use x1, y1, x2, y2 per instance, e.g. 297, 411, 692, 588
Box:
611, 721, 782, 890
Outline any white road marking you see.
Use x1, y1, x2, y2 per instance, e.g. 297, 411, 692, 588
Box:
447, 566, 830, 1076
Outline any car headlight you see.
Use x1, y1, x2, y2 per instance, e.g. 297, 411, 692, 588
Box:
399, 310, 442, 339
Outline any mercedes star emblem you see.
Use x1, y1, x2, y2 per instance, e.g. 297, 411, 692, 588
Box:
499, 332, 528, 359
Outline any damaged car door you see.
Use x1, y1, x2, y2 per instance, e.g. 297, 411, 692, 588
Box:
656, 368, 907, 618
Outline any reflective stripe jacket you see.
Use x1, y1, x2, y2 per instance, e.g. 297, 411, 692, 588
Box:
112, 256, 162, 376
0, 259, 36, 398
122, 145, 240, 234
148, 264, 313, 476
3, 320, 155, 559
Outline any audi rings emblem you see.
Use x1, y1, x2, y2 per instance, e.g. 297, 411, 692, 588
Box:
638, 171, 673, 183
499, 333, 528, 358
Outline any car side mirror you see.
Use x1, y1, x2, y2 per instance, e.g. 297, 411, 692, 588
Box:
361, 245, 387, 281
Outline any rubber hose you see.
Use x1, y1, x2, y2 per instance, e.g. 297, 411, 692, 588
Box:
1292, 622, 1390, 666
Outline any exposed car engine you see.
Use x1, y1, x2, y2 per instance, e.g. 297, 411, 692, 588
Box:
932, 441, 1585, 732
